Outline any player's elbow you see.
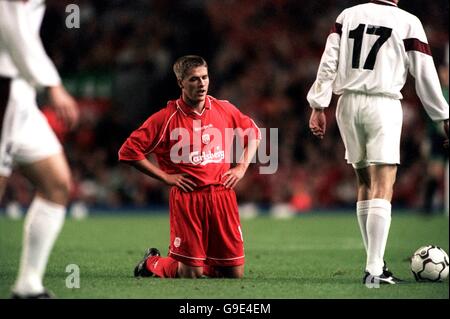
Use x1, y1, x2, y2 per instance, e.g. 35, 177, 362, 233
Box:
119, 158, 140, 167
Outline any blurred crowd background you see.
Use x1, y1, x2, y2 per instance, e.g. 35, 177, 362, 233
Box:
2, 0, 449, 214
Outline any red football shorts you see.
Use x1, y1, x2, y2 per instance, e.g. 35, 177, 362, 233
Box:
168, 185, 245, 267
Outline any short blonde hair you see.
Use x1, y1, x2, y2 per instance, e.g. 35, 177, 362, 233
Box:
173, 55, 208, 80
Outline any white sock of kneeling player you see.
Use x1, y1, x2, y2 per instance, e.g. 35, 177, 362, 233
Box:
365, 198, 391, 276
13, 197, 66, 295
356, 200, 370, 252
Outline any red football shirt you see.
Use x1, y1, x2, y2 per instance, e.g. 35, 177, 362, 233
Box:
118, 95, 261, 187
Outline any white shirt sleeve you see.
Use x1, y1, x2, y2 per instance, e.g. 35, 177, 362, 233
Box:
0, 0, 61, 87
307, 12, 343, 109
406, 17, 449, 122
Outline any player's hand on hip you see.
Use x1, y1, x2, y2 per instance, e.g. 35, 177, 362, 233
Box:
309, 108, 326, 139
164, 173, 197, 192
49, 85, 80, 130
222, 165, 246, 189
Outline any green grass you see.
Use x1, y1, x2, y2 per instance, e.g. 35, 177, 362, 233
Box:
0, 212, 448, 299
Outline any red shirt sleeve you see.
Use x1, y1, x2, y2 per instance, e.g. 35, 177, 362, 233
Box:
118, 108, 168, 162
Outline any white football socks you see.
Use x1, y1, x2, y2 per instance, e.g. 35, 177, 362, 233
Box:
13, 197, 66, 295
365, 198, 391, 276
356, 200, 370, 252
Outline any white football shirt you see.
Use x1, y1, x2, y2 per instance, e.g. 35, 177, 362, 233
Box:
307, 0, 449, 122
0, 0, 61, 87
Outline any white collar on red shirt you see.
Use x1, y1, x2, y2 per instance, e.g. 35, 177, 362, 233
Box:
176, 96, 212, 116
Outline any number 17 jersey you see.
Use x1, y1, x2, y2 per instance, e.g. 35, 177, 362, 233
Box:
307, 0, 448, 122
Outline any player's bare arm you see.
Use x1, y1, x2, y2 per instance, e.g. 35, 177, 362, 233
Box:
223, 139, 260, 189
124, 159, 197, 192
309, 108, 326, 139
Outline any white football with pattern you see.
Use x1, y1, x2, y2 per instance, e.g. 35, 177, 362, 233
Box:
411, 245, 449, 282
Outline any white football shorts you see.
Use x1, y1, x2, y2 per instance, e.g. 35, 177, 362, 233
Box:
0, 78, 62, 177
336, 92, 403, 169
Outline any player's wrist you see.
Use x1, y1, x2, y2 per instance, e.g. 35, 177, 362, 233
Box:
47, 85, 65, 100
236, 162, 249, 172
47, 84, 63, 92
160, 172, 170, 184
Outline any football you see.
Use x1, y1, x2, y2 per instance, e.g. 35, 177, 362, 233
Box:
411, 245, 449, 282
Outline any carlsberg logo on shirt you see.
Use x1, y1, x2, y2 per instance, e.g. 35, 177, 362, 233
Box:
189, 148, 225, 165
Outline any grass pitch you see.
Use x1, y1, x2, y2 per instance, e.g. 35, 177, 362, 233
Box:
0, 212, 448, 299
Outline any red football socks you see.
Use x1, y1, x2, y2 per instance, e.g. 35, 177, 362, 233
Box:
146, 256, 179, 278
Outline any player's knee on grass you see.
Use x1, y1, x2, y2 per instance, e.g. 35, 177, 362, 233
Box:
178, 263, 203, 278
212, 265, 245, 279
224, 266, 245, 279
